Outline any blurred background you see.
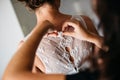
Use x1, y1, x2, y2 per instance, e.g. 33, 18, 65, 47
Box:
0, 0, 98, 79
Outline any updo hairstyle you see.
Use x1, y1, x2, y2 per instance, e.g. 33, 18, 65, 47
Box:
18, 0, 55, 10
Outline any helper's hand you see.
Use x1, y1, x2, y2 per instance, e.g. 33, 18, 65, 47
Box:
62, 19, 90, 41
62, 19, 109, 52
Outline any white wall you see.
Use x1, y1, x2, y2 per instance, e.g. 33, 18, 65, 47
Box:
60, 0, 98, 21
60, 0, 93, 15
0, 0, 24, 79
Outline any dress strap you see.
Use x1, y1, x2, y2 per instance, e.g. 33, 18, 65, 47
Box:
71, 15, 88, 29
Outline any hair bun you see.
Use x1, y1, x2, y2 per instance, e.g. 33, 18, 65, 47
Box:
18, 0, 54, 10
17, 0, 42, 10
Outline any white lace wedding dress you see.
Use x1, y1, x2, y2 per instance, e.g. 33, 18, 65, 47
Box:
35, 15, 94, 74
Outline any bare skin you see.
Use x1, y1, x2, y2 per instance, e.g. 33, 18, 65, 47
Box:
2, 1, 108, 80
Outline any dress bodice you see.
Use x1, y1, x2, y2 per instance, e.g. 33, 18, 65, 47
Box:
36, 15, 94, 74
36, 34, 93, 74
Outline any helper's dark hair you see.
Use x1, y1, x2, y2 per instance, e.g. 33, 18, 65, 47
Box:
97, 0, 120, 80
18, 0, 55, 10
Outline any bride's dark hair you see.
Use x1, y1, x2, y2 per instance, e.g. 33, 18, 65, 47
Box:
18, 0, 55, 10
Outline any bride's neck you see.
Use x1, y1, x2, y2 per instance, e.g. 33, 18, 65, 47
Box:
35, 4, 71, 31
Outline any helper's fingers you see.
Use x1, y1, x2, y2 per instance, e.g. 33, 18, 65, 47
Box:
62, 20, 78, 32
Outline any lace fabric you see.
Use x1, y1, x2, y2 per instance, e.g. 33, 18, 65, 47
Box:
36, 15, 93, 74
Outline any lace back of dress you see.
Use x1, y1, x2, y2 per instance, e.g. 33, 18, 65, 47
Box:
36, 15, 93, 74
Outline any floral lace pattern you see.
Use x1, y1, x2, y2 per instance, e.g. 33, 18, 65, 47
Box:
36, 15, 94, 74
